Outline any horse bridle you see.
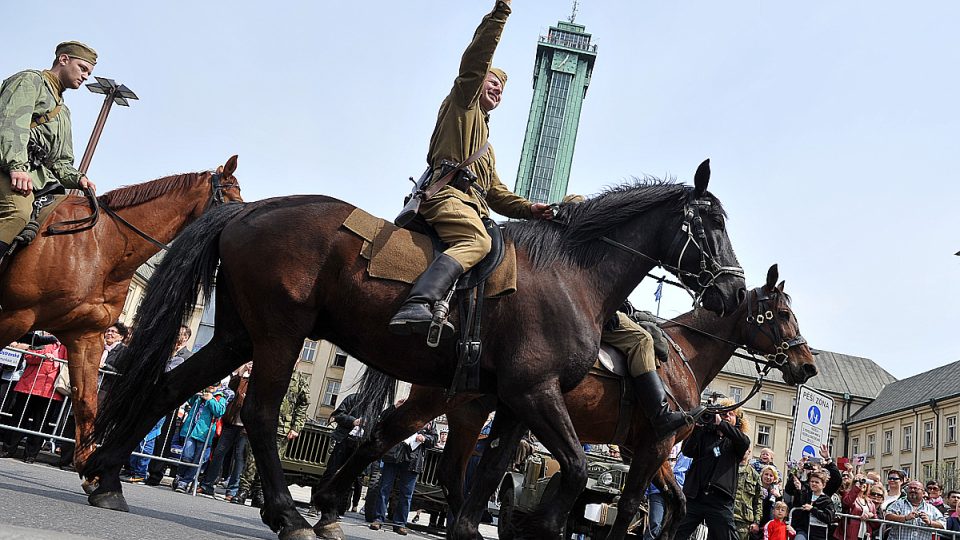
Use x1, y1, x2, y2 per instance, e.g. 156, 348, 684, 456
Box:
596, 191, 744, 307
743, 287, 808, 367
48, 170, 238, 251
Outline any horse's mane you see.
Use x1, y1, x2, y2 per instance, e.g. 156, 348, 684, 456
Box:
504, 178, 726, 269
95, 172, 201, 209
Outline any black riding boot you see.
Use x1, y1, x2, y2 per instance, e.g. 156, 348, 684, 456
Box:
633, 371, 700, 436
388, 253, 463, 337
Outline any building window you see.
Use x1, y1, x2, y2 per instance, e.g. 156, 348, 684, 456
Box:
729, 386, 743, 404
852, 437, 860, 456
902, 465, 911, 479
883, 430, 893, 455
792, 398, 797, 417
828, 437, 835, 456
760, 393, 774, 412
923, 463, 934, 481
947, 416, 957, 444
902, 425, 913, 452
299, 339, 319, 363
332, 347, 348, 368
867, 434, 876, 457
321, 379, 340, 408
923, 421, 934, 448
757, 424, 772, 447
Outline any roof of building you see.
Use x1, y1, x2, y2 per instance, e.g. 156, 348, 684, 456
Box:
846, 360, 960, 425
720, 348, 896, 401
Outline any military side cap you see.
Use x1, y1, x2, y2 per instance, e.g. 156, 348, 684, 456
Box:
55, 41, 97, 65
489, 67, 507, 88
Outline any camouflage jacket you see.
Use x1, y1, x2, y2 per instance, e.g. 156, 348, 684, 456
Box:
0, 70, 83, 189
278, 372, 310, 436
425, 0, 533, 220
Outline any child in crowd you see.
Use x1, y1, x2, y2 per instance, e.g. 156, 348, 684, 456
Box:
764, 501, 796, 540
173, 385, 229, 492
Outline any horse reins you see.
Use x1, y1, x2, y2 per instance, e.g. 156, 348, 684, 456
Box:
45, 171, 236, 250
658, 287, 809, 414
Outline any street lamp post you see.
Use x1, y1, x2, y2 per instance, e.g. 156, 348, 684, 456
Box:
79, 76, 138, 175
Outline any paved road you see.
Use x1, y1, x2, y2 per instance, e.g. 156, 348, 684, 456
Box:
0, 458, 495, 539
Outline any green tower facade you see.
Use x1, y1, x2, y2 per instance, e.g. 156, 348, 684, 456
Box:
514, 20, 597, 204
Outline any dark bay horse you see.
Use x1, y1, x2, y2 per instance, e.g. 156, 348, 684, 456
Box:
0, 156, 242, 471
317, 265, 816, 540
85, 161, 745, 540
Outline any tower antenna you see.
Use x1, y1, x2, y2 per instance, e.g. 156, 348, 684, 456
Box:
568, 0, 578, 23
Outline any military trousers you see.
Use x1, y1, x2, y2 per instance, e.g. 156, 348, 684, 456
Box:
239, 434, 288, 492
420, 196, 491, 271
601, 312, 657, 377
0, 171, 34, 245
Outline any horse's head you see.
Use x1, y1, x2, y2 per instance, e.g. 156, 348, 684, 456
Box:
667, 159, 746, 315
209, 155, 243, 205
740, 264, 818, 385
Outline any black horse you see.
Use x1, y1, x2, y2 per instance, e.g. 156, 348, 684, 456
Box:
85, 160, 745, 540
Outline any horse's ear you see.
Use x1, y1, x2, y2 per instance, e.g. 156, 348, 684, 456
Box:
693, 159, 710, 198
223, 155, 238, 177
765, 264, 779, 291
777, 280, 786, 292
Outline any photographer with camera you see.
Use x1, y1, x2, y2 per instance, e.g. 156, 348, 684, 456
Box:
673, 401, 751, 540
785, 445, 842, 540
835, 473, 879, 540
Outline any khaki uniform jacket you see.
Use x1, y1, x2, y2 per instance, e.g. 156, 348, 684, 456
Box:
426, 0, 532, 221
0, 70, 83, 189
277, 372, 310, 437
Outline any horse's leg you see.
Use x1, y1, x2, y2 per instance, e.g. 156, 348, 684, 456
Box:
449, 403, 527, 540
658, 461, 686, 540
58, 331, 105, 474
312, 387, 468, 539
85, 334, 247, 511
499, 381, 589, 540
607, 451, 671, 540
439, 394, 495, 521
241, 340, 318, 540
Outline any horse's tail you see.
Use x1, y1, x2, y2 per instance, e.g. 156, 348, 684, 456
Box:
352, 366, 396, 440
90, 203, 246, 450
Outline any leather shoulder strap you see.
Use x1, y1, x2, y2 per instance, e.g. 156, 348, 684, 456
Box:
424, 141, 490, 200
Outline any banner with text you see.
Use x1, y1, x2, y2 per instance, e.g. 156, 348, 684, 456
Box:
789, 384, 834, 462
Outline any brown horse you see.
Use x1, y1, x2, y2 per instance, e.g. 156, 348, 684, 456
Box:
0, 156, 242, 471
317, 264, 816, 540
85, 162, 746, 540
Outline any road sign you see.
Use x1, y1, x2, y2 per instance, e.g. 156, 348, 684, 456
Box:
788, 384, 834, 462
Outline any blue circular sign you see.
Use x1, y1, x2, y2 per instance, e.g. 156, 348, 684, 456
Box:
802, 445, 817, 458
807, 405, 821, 425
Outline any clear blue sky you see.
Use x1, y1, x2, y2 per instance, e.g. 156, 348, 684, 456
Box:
6, 1, 957, 380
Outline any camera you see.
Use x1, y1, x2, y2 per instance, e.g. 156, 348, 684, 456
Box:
866, 479, 875, 485
803, 462, 815, 470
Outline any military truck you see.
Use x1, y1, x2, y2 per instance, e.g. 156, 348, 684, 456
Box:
496, 450, 641, 539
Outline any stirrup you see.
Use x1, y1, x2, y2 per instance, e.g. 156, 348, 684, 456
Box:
426, 286, 456, 347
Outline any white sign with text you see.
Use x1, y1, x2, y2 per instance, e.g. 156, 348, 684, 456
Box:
789, 384, 834, 462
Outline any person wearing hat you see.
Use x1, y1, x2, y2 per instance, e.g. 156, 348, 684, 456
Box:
0, 41, 98, 258
389, 0, 554, 337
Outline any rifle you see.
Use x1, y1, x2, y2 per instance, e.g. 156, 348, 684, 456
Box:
394, 142, 490, 228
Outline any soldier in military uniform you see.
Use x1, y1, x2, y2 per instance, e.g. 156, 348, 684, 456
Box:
389, 0, 554, 336
232, 369, 311, 507
562, 193, 698, 436
0, 41, 98, 257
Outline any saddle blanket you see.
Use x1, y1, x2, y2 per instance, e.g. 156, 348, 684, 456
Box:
340, 207, 517, 298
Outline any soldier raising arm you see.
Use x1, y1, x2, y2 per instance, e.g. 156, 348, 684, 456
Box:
389, 0, 553, 337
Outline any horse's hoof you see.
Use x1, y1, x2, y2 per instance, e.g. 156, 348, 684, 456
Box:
88, 490, 129, 512
279, 526, 320, 540
81, 477, 99, 495
312, 521, 344, 540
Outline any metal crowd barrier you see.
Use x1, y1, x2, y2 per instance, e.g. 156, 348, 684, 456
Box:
788, 506, 831, 540
787, 509, 960, 540
0, 344, 216, 496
